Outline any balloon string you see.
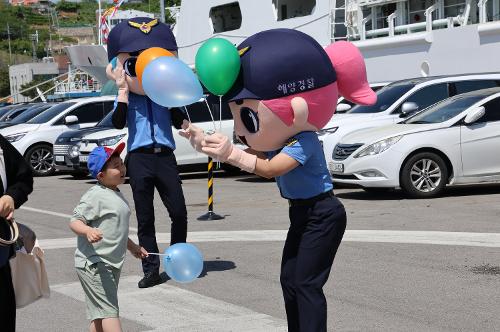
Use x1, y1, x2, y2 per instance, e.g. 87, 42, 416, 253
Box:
183, 106, 191, 122
203, 98, 217, 132
147, 253, 168, 256
219, 95, 222, 132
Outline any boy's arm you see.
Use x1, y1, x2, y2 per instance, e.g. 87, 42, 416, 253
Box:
69, 219, 102, 243
127, 238, 148, 259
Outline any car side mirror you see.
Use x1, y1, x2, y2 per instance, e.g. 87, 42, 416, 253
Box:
336, 103, 352, 113
400, 102, 419, 117
64, 115, 79, 125
464, 106, 485, 124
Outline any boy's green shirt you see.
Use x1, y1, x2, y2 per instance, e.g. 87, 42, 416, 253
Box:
71, 184, 131, 269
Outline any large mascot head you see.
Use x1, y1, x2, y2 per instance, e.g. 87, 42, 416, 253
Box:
224, 29, 376, 151
105, 17, 177, 95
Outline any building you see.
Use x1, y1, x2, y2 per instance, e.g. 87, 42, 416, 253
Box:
57, 26, 96, 45
9, 59, 59, 103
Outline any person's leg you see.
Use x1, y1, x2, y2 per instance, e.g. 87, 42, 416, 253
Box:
101, 317, 122, 332
128, 152, 160, 274
0, 263, 16, 332
154, 153, 188, 245
90, 319, 103, 332
294, 196, 347, 332
280, 205, 308, 332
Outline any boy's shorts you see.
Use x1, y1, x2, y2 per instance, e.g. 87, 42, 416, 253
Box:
76, 262, 121, 321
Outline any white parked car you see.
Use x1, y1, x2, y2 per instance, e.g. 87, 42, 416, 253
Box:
0, 96, 115, 176
60, 98, 235, 175
328, 88, 500, 198
320, 74, 500, 165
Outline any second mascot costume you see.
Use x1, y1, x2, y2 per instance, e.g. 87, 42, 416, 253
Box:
182, 29, 377, 331
106, 17, 189, 288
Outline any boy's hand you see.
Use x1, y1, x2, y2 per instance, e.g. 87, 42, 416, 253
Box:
86, 227, 103, 243
129, 244, 148, 259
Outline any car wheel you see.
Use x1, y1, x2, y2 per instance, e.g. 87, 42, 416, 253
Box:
25, 144, 55, 177
400, 152, 448, 198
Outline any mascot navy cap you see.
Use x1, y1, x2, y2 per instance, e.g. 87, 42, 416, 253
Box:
107, 17, 177, 61
224, 29, 337, 102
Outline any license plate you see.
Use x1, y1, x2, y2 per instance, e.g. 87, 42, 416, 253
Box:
55, 155, 64, 162
329, 162, 344, 173
79, 155, 89, 162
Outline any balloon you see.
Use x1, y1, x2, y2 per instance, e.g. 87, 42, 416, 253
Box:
142, 56, 203, 107
163, 243, 204, 283
195, 38, 240, 95
136, 47, 173, 83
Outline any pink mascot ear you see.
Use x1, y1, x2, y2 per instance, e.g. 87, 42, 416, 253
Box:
325, 41, 376, 106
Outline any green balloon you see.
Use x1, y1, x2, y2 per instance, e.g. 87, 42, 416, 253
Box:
195, 38, 241, 96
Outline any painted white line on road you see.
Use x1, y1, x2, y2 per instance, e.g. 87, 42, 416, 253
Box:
20, 206, 73, 219
19, 206, 138, 232
39, 230, 500, 250
52, 276, 287, 332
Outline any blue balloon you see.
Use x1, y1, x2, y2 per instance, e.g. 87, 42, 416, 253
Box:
142, 56, 203, 107
163, 243, 204, 283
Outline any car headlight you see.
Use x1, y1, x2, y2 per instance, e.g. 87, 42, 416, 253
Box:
317, 127, 338, 137
5, 132, 27, 143
69, 145, 80, 158
98, 134, 126, 146
353, 135, 402, 158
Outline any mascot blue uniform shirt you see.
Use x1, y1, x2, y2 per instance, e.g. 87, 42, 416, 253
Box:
266, 131, 333, 199
125, 93, 175, 152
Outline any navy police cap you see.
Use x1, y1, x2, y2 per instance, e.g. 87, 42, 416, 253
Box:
224, 29, 336, 102
107, 17, 177, 62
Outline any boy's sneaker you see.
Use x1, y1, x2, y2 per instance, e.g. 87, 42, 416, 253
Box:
138, 271, 162, 288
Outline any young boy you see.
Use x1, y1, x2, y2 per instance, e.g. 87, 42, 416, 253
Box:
69, 142, 147, 332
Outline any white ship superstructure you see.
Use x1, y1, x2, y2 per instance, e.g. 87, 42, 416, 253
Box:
175, 0, 500, 82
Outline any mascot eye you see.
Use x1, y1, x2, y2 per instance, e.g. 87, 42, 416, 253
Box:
123, 57, 137, 77
240, 107, 259, 133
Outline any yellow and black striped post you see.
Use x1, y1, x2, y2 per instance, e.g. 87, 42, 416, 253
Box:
197, 157, 224, 221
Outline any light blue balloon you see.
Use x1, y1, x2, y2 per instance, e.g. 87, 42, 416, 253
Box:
163, 243, 204, 283
142, 56, 203, 107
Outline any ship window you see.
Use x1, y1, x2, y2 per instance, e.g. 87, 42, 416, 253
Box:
408, 0, 438, 24
443, 0, 466, 18
272, 0, 316, 21
376, 2, 397, 28
209, 2, 242, 33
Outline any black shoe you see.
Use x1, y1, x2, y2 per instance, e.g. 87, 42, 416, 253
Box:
138, 271, 162, 288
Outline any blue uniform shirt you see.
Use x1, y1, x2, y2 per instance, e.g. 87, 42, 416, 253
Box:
125, 93, 176, 152
266, 131, 333, 199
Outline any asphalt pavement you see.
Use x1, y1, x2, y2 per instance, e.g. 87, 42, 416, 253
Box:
12, 171, 500, 332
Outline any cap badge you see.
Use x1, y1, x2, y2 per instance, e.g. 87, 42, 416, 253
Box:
238, 46, 250, 57
128, 19, 158, 34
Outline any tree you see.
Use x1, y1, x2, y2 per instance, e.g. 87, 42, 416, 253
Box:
0, 66, 10, 98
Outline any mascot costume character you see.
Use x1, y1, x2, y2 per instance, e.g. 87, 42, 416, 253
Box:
181, 29, 376, 331
106, 17, 189, 288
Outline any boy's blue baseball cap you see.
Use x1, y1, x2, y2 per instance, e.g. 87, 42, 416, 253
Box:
107, 17, 178, 62
223, 29, 337, 102
88, 142, 126, 179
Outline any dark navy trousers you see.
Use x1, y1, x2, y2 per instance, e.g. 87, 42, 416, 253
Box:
280, 194, 346, 332
127, 151, 188, 274
0, 263, 15, 332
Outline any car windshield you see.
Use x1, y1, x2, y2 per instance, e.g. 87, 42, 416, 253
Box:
27, 102, 76, 124
96, 110, 115, 127
10, 104, 53, 124
347, 83, 414, 114
404, 94, 486, 124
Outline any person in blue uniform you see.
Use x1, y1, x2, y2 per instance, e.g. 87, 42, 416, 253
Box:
106, 17, 188, 288
181, 29, 376, 331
